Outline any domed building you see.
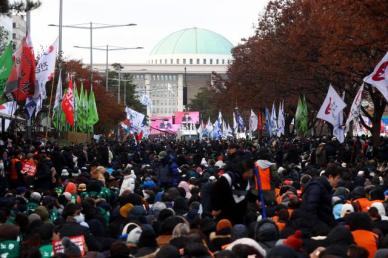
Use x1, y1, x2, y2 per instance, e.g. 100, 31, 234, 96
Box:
148, 27, 233, 66
96, 27, 233, 117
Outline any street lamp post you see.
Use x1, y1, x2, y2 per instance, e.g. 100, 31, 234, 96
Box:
48, 22, 137, 87
73, 45, 143, 91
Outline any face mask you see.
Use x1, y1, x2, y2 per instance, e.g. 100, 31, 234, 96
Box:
74, 213, 85, 223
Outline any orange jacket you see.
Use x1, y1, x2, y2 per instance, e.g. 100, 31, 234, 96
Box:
354, 198, 373, 212
352, 229, 378, 258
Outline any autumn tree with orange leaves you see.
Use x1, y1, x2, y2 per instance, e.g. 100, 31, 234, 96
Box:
218, 0, 387, 148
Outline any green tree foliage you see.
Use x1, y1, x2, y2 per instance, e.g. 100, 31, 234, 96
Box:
188, 87, 218, 121
0, 26, 10, 53
1, 0, 41, 14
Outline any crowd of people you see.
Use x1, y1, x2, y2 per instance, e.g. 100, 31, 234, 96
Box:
0, 133, 388, 258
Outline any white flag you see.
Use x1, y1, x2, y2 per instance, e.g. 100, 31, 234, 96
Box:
232, 111, 238, 133
317, 85, 347, 126
271, 102, 278, 136
277, 101, 285, 136
139, 94, 151, 106
249, 109, 258, 133
363, 52, 388, 102
345, 84, 364, 134
333, 92, 345, 143
28, 38, 59, 117
53, 70, 62, 111
125, 107, 145, 128
35, 38, 59, 100
227, 123, 233, 137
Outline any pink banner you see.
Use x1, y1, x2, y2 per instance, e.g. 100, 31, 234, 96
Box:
150, 116, 179, 134
174, 111, 200, 125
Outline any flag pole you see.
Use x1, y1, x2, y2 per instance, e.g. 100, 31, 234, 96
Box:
45, 69, 59, 138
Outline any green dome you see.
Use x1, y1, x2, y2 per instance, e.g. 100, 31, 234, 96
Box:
150, 27, 233, 56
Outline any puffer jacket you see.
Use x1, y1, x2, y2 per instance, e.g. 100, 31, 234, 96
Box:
300, 176, 334, 228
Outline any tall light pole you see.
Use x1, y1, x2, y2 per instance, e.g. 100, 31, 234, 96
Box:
73, 45, 143, 91
48, 22, 137, 87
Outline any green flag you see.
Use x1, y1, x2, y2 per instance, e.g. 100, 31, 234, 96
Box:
81, 85, 89, 132
77, 83, 87, 133
73, 82, 80, 131
87, 89, 99, 127
295, 95, 308, 136
0, 43, 13, 104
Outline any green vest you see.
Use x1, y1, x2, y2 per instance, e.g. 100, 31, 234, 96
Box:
39, 244, 53, 258
0, 240, 20, 258
26, 202, 38, 215
54, 186, 63, 196
49, 208, 59, 222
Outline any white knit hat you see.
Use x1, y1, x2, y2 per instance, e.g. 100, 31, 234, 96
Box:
121, 223, 142, 245
340, 203, 354, 218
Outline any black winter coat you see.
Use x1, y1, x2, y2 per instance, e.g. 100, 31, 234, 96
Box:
211, 172, 249, 224
300, 176, 335, 228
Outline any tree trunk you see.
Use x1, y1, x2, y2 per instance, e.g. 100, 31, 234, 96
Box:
364, 85, 386, 156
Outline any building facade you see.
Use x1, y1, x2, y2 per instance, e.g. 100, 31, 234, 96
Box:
11, 15, 26, 50
95, 27, 233, 117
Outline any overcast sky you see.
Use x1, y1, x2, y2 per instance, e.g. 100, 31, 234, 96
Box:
29, 0, 269, 64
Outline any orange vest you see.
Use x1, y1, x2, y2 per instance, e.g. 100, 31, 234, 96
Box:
352, 230, 378, 258
256, 166, 271, 191
355, 198, 372, 212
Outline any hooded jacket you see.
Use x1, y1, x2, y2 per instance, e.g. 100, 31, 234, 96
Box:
300, 176, 335, 228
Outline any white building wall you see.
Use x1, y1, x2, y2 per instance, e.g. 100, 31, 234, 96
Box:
11, 15, 26, 50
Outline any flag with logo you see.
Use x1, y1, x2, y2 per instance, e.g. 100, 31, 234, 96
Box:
29, 38, 59, 116
61, 77, 75, 127
125, 107, 145, 129
4, 35, 36, 103
345, 84, 364, 134
35, 38, 58, 99
236, 110, 245, 132
317, 85, 347, 126
212, 111, 223, 139
0, 43, 13, 104
363, 52, 388, 102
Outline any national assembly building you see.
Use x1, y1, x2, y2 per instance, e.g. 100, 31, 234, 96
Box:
95, 27, 234, 117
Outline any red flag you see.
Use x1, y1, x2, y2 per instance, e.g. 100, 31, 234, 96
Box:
61, 78, 75, 127
4, 36, 36, 103
257, 111, 263, 131
136, 131, 143, 142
